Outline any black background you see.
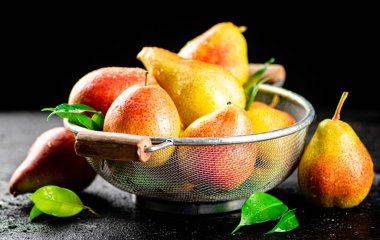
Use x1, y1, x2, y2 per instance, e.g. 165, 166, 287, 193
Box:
1, 5, 379, 112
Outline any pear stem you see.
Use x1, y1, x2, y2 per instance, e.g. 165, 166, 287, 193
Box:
144, 71, 149, 86
332, 92, 349, 120
231, 224, 242, 234
239, 26, 247, 33
84, 206, 100, 217
269, 95, 280, 108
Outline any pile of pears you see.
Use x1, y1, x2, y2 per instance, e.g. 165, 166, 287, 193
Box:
104, 22, 297, 192
9, 22, 374, 209
10, 22, 295, 195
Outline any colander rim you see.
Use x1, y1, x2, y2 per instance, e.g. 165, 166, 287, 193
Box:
64, 84, 315, 146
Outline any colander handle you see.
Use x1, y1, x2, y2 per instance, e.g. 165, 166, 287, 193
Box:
74, 130, 152, 162
248, 64, 285, 86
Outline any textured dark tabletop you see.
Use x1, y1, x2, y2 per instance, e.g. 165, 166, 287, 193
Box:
1, 110, 379, 240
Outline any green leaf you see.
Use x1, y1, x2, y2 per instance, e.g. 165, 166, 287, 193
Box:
69, 114, 96, 130
265, 209, 299, 234
243, 58, 275, 96
243, 58, 275, 111
42, 103, 97, 119
42, 103, 96, 113
245, 77, 271, 110
42, 103, 103, 130
41, 107, 55, 112
29, 205, 44, 221
231, 192, 288, 234
91, 112, 104, 130
30, 185, 85, 217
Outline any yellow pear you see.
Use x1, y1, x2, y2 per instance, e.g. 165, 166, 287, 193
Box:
298, 92, 374, 208
246, 98, 296, 183
178, 22, 249, 85
246, 101, 296, 134
137, 47, 245, 127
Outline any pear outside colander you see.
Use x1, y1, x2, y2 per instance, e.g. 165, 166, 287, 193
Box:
64, 84, 314, 214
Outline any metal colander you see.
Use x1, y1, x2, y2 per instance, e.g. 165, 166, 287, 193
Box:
64, 84, 314, 210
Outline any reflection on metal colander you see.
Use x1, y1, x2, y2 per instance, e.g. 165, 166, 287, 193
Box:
65, 84, 315, 203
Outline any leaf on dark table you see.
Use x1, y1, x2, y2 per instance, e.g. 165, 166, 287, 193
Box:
29, 205, 44, 221
231, 192, 289, 234
265, 209, 299, 234
29, 185, 96, 218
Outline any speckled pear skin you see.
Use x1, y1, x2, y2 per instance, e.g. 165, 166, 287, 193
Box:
104, 84, 181, 167
298, 118, 374, 208
137, 47, 246, 127
246, 101, 296, 133
178, 22, 249, 85
182, 105, 253, 137
69, 67, 156, 115
179, 105, 256, 191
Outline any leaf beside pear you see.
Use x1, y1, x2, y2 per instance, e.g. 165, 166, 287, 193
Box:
265, 209, 299, 234
231, 192, 288, 234
29, 185, 95, 218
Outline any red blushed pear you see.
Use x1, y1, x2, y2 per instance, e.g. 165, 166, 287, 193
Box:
103, 75, 182, 167
298, 92, 374, 208
68, 67, 156, 115
178, 22, 249, 85
178, 104, 256, 191
9, 127, 96, 196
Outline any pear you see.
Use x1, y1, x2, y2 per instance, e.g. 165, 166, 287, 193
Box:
9, 127, 96, 196
178, 22, 249, 85
103, 77, 181, 167
178, 105, 256, 191
246, 100, 296, 134
298, 92, 374, 208
137, 47, 246, 127
69, 67, 156, 115
246, 97, 296, 183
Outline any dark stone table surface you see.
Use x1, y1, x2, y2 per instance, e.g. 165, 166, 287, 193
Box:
1, 110, 379, 240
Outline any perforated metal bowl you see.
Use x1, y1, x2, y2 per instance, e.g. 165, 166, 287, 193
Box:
64, 84, 314, 214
